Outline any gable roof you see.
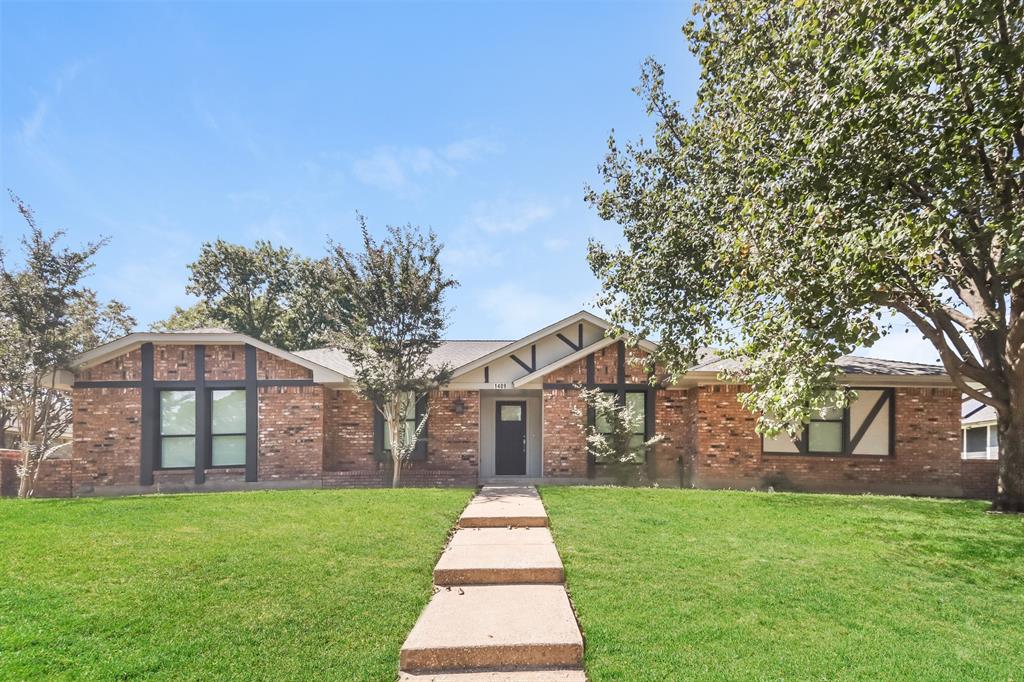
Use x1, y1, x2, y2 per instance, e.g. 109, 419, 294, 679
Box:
65, 329, 352, 386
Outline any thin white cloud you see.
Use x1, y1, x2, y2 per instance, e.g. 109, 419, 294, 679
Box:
351, 136, 501, 194
468, 198, 553, 234
20, 60, 88, 144
543, 237, 571, 252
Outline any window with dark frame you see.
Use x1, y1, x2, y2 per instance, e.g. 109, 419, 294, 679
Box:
211, 389, 246, 467
595, 390, 649, 461
159, 390, 196, 468
762, 389, 894, 457
382, 391, 418, 453
159, 388, 248, 469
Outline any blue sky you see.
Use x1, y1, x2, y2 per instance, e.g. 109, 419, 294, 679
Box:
1, 1, 934, 362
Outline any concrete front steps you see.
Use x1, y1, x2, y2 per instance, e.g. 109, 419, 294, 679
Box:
399, 486, 585, 679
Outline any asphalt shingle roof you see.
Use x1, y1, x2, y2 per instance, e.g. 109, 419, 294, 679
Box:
689, 353, 946, 377
294, 340, 512, 377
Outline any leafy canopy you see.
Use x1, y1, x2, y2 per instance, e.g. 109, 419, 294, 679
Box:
588, 0, 1023, 436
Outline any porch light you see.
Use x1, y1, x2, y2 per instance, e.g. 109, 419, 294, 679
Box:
452, 398, 466, 415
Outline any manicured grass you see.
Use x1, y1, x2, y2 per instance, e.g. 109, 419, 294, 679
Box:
541, 487, 1024, 681
0, 488, 471, 680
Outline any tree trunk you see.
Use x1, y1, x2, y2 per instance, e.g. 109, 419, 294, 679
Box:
391, 454, 401, 488
994, 397, 1024, 512
16, 443, 36, 498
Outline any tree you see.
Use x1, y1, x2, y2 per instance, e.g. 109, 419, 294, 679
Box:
328, 217, 458, 487
150, 302, 217, 331
0, 194, 135, 497
181, 240, 341, 350
587, 0, 1024, 510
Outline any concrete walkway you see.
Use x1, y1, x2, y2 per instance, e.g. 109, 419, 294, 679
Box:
399, 486, 585, 681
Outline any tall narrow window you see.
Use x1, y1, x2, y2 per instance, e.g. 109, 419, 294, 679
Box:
211, 389, 246, 466
383, 392, 418, 452
595, 391, 648, 457
160, 391, 196, 468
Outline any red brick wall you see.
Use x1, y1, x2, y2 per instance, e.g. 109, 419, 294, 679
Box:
688, 384, 963, 496
961, 459, 999, 500
258, 385, 324, 481
34, 458, 73, 498
71, 387, 142, 495
79, 349, 141, 381
257, 350, 313, 380
542, 387, 588, 477
322, 389, 479, 486
323, 389, 377, 471
651, 389, 692, 483
153, 344, 196, 381
204, 344, 245, 381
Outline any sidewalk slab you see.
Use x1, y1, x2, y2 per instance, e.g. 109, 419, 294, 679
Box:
435, 528, 563, 585
400, 584, 583, 672
458, 486, 549, 528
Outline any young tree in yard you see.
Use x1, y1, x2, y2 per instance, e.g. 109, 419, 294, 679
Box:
588, 1, 1024, 510
0, 195, 135, 497
328, 217, 457, 487
181, 240, 341, 350
573, 387, 663, 483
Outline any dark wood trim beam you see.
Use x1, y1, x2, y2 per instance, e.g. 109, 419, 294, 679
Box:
556, 333, 580, 351
484, 366, 490, 383
543, 382, 654, 391
578, 323, 583, 350
510, 354, 533, 373
194, 345, 207, 484
140, 343, 155, 486
244, 345, 258, 482
586, 354, 595, 386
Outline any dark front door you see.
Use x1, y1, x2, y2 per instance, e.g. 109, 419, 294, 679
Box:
495, 401, 527, 475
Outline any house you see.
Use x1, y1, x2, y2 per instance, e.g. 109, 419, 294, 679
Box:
20, 310, 988, 499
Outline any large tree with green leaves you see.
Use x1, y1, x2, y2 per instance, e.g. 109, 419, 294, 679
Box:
587, 0, 1024, 509
328, 217, 457, 487
170, 240, 341, 350
0, 194, 135, 497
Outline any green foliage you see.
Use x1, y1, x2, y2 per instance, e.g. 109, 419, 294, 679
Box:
328, 216, 458, 484
149, 302, 218, 331
0, 194, 134, 494
182, 240, 342, 350
542, 486, 1024, 680
0, 488, 472, 679
587, 0, 1024, 502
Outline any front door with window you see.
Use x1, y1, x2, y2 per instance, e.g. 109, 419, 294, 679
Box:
495, 401, 527, 475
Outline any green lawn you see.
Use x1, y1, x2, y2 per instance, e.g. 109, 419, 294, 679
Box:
0, 488, 471, 680
541, 487, 1024, 681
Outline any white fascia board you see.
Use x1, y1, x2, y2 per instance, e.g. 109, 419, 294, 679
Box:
450, 310, 612, 379
71, 332, 351, 385
452, 309, 658, 380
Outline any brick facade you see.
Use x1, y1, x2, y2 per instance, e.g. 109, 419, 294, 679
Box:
258, 385, 324, 482
961, 459, 1000, 500
25, 334, 970, 499
688, 385, 964, 497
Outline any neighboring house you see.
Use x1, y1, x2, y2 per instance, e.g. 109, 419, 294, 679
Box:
18, 311, 987, 499
961, 399, 999, 460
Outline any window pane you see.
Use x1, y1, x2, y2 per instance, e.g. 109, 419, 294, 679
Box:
808, 422, 843, 453
988, 426, 998, 447
628, 434, 645, 452
383, 418, 419, 450
965, 427, 987, 452
500, 405, 522, 421
595, 411, 611, 434
160, 391, 195, 435
161, 436, 195, 467
625, 392, 646, 435
212, 389, 246, 434
212, 435, 246, 466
